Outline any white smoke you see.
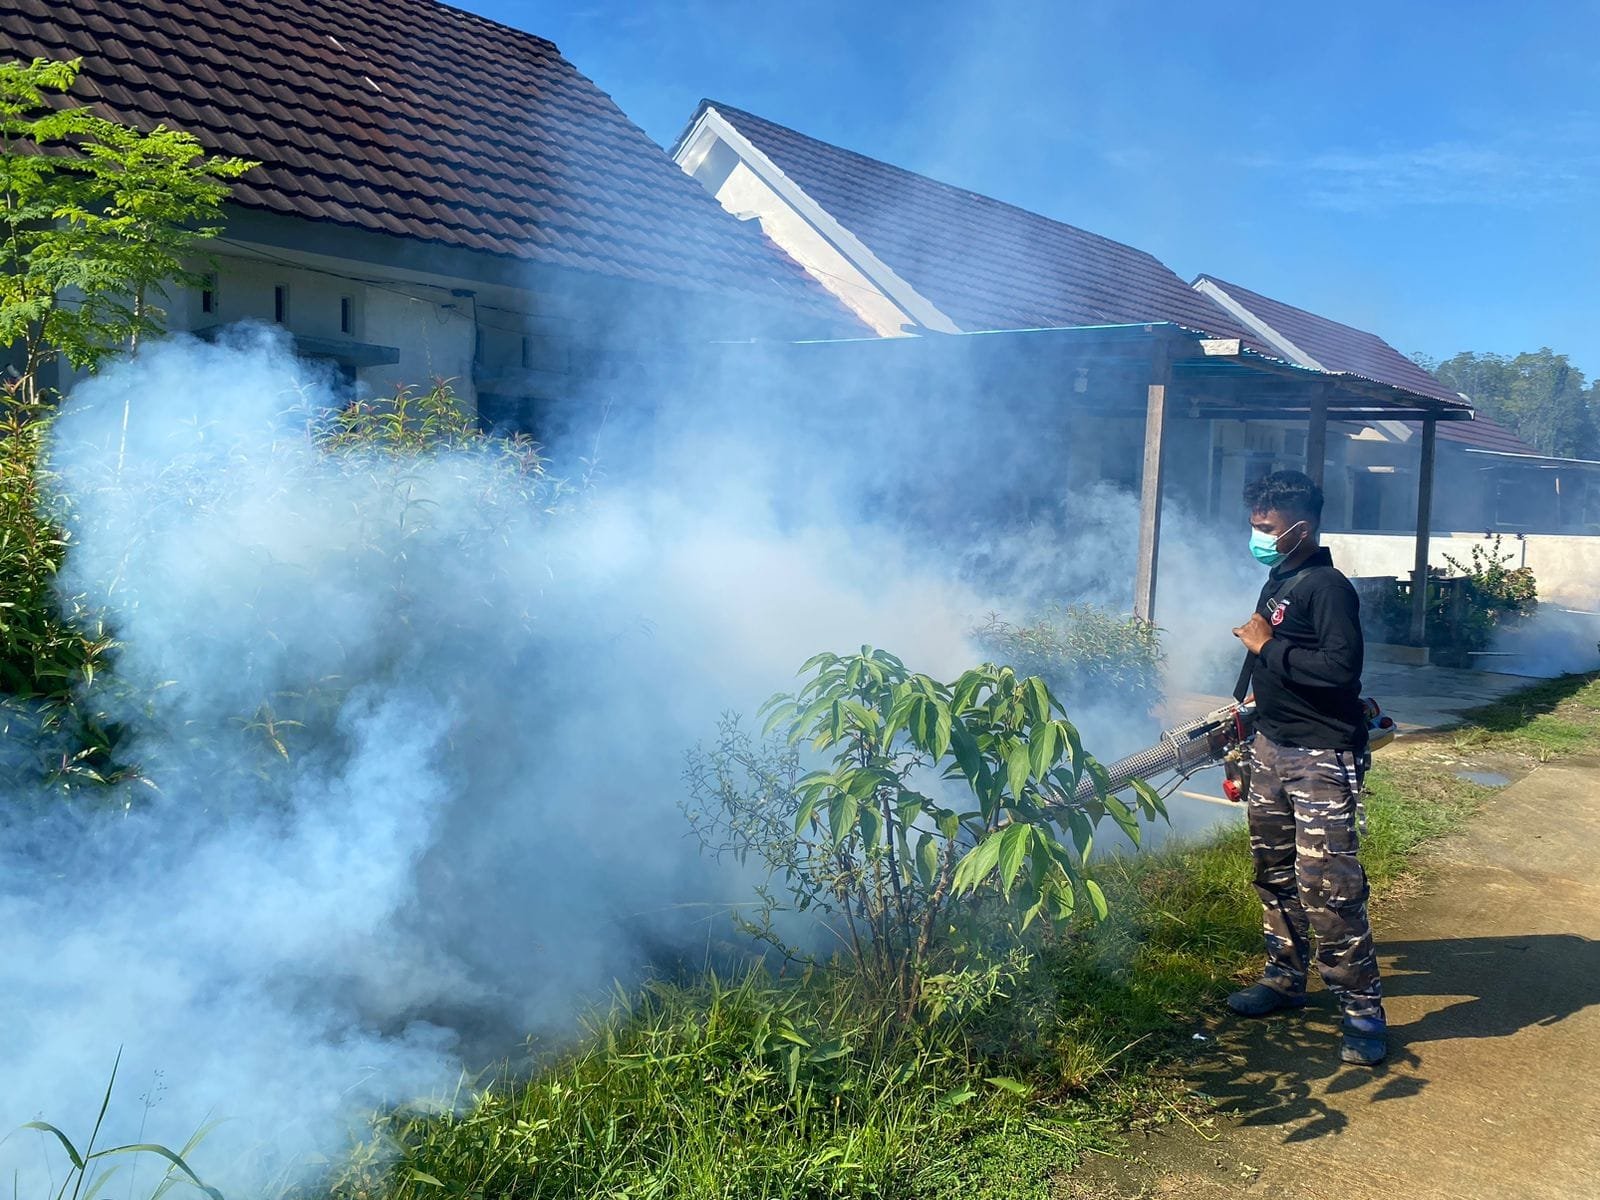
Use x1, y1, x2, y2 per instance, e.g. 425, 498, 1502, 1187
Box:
0, 325, 1258, 1192
0, 327, 997, 1191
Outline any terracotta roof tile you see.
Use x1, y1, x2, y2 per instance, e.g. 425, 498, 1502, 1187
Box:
702, 101, 1259, 342
8, 0, 854, 325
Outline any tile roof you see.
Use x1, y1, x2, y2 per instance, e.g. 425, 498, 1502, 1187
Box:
1194, 275, 1537, 454
6, 0, 851, 324
697, 101, 1259, 343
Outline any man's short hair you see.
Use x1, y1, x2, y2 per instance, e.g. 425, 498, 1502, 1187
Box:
1244, 469, 1324, 523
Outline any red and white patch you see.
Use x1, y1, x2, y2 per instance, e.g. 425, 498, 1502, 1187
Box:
1270, 601, 1290, 626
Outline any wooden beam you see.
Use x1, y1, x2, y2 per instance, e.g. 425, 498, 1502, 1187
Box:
1305, 384, 1329, 486
1133, 343, 1173, 623
1408, 418, 1438, 646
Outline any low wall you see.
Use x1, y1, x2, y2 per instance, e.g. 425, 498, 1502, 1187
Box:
1324, 532, 1600, 610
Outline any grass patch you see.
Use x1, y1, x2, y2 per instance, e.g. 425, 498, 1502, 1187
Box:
1447, 671, 1600, 761
317, 971, 1113, 1200
320, 675, 1600, 1200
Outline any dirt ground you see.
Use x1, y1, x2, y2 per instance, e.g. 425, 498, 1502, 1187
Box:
1065, 752, 1600, 1200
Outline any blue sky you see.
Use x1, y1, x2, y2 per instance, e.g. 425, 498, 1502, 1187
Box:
464, 1, 1600, 377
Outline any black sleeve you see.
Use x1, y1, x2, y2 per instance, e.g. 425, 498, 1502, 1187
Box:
1257, 579, 1362, 688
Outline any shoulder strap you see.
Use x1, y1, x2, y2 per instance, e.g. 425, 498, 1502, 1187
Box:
1232, 568, 1321, 702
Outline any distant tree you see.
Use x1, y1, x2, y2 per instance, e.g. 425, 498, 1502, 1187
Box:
1426, 348, 1600, 460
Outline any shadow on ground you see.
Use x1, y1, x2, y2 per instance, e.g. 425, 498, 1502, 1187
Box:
1188, 933, 1600, 1143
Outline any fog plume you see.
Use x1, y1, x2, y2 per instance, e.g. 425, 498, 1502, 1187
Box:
1, 325, 1252, 1191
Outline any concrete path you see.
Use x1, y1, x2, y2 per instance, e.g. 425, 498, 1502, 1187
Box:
1075, 756, 1600, 1199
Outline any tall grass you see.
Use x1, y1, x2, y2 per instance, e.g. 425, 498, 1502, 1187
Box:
317, 970, 1106, 1200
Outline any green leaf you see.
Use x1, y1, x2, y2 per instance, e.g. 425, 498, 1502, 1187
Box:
1066, 807, 1094, 863
931, 700, 953, 760
952, 829, 1003, 894
1006, 740, 1031, 800
1022, 676, 1052, 723
941, 1085, 976, 1107
1085, 877, 1110, 921
858, 803, 883, 848
1132, 777, 1169, 821
985, 1075, 1032, 1097
760, 699, 797, 737
827, 793, 860, 848
915, 832, 938, 886
948, 720, 982, 780
996, 821, 1032, 896
20, 1122, 84, 1171
1028, 720, 1059, 778
407, 1170, 446, 1188
794, 795, 819, 835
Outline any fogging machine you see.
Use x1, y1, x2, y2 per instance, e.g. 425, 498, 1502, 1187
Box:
1068, 698, 1397, 806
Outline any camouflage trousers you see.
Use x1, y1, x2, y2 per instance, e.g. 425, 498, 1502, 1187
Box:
1247, 734, 1385, 1024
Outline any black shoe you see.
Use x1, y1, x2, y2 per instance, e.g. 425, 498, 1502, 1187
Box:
1340, 1017, 1388, 1065
1227, 982, 1308, 1017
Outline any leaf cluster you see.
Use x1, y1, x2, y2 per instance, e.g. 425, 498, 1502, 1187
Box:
0, 55, 254, 394
685, 648, 1167, 1021
973, 605, 1164, 717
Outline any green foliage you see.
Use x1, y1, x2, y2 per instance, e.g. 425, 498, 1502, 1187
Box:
1425, 348, 1600, 461
0, 56, 253, 396
1363, 536, 1538, 659
14, 1052, 224, 1200
0, 389, 143, 797
973, 605, 1164, 716
0, 377, 556, 804
685, 649, 1166, 1020
317, 969, 1107, 1200
1442, 535, 1538, 614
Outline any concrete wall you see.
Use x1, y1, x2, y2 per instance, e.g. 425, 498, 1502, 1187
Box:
162, 252, 478, 406
1324, 531, 1600, 609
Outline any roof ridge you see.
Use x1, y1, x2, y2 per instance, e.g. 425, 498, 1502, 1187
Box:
706, 99, 1179, 270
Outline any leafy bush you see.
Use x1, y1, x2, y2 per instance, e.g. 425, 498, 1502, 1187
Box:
684, 649, 1166, 1021
972, 606, 1163, 717
1443, 535, 1538, 615
1360, 537, 1538, 662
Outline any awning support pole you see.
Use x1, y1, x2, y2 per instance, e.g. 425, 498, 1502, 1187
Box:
1305, 384, 1329, 486
1133, 343, 1173, 624
1408, 417, 1438, 646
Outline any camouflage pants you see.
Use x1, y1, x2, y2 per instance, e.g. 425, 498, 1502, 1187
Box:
1247, 734, 1385, 1024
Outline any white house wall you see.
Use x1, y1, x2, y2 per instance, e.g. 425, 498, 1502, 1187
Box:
359, 285, 476, 401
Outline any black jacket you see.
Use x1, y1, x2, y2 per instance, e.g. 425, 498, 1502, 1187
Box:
1242, 546, 1367, 751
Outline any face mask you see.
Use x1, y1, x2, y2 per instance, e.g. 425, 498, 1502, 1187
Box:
1249, 520, 1306, 567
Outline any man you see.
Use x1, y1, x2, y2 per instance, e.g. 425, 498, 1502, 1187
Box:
1228, 469, 1386, 1066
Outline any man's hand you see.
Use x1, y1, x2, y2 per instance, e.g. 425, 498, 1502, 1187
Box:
1233, 612, 1273, 655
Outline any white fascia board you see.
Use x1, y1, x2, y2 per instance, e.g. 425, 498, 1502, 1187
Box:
675, 107, 962, 335
1192, 277, 1328, 370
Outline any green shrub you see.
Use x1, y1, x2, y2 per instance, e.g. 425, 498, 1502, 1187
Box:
973, 606, 1163, 718
685, 649, 1167, 1021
